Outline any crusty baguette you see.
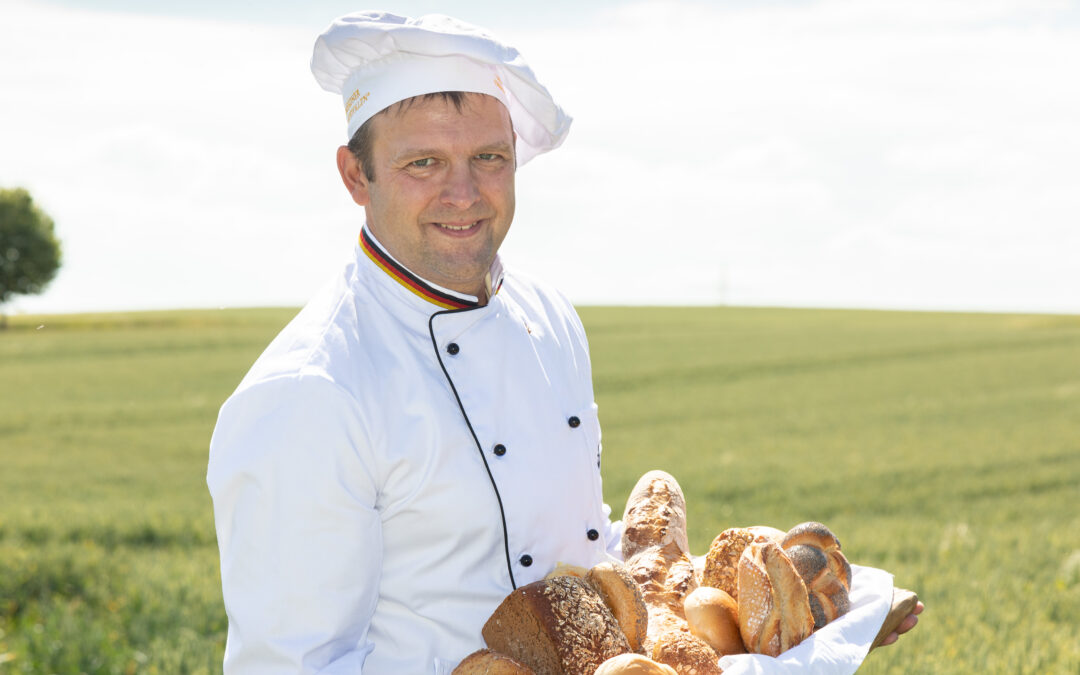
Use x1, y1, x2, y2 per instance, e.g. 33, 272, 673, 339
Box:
621, 471, 690, 560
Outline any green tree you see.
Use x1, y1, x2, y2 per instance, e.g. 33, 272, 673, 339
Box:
0, 187, 62, 327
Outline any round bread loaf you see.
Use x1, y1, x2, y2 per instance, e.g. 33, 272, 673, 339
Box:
452, 649, 536, 674
587, 562, 650, 653
482, 576, 631, 675
737, 540, 814, 657
683, 586, 745, 657
594, 654, 679, 675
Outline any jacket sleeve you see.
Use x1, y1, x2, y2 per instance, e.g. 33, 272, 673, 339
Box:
207, 374, 381, 674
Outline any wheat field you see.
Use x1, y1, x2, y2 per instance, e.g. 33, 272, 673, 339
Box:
1, 306, 1078, 673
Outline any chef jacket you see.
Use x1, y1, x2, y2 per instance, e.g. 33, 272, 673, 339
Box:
207, 228, 623, 674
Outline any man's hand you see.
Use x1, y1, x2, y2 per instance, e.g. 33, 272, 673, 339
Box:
876, 600, 924, 647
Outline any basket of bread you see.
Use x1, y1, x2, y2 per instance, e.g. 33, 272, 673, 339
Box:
454, 470, 913, 675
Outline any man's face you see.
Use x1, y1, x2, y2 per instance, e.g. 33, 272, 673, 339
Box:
348, 93, 516, 299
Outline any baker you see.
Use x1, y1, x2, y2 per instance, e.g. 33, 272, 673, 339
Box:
207, 11, 922, 674
207, 11, 623, 674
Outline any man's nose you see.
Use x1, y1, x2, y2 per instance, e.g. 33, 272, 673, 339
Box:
439, 162, 481, 209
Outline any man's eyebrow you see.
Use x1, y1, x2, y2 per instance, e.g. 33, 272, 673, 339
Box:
393, 141, 514, 164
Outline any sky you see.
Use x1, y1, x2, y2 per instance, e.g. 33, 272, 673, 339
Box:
2, 0, 1078, 315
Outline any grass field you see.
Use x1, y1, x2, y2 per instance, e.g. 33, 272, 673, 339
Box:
1, 306, 1078, 673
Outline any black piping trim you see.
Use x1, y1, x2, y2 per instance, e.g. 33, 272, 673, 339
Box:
428, 308, 517, 590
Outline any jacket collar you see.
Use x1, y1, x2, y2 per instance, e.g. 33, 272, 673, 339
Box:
358, 227, 504, 311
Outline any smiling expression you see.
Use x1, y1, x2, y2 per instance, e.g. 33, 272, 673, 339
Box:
338, 93, 516, 301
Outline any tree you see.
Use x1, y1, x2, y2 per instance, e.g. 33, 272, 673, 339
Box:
0, 187, 62, 327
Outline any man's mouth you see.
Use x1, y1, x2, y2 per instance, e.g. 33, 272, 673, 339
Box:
435, 220, 481, 231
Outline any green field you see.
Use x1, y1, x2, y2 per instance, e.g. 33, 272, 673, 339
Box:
1, 306, 1078, 673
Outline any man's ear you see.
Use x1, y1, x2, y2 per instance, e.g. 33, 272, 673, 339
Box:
336, 145, 370, 207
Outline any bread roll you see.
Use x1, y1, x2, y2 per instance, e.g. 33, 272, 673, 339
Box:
737, 541, 814, 657
650, 631, 723, 675
683, 586, 745, 657
453, 649, 536, 674
701, 528, 757, 600
784, 544, 850, 630
621, 471, 690, 560
545, 563, 589, 580
482, 576, 630, 675
781, 522, 852, 590
594, 654, 678, 675
587, 562, 649, 653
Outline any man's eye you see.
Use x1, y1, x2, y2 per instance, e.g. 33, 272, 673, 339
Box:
476, 153, 500, 161
410, 158, 434, 168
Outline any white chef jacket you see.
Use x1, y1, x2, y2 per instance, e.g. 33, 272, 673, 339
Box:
207, 228, 622, 674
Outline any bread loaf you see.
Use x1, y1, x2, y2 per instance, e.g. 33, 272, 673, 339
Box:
587, 562, 649, 653
481, 576, 630, 675
594, 654, 678, 675
683, 586, 745, 657
701, 528, 758, 600
782, 522, 852, 590
737, 540, 814, 657
781, 522, 851, 630
453, 649, 537, 674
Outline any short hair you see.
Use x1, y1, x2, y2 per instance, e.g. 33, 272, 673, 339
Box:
347, 91, 470, 182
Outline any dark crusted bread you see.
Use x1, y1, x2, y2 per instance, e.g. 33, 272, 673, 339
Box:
482, 576, 631, 675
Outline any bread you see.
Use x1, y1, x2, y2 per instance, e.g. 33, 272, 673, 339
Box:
453, 649, 537, 674
594, 654, 678, 675
620, 471, 721, 673
781, 522, 852, 630
481, 576, 630, 674
782, 522, 852, 590
545, 563, 589, 580
701, 528, 757, 600
621, 470, 690, 560
587, 562, 650, 653
737, 541, 814, 656
650, 631, 723, 675
683, 586, 745, 657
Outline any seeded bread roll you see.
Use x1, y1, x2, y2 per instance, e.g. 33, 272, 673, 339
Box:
785, 544, 851, 630
594, 654, 679, 675
782, 522, 852, 590
481, 576, 630, 675
587, 562, 650, 653
453, 649, 537, 674
737, 541, 814, 657
701, 528, 757, 600
683, 586, 746, 657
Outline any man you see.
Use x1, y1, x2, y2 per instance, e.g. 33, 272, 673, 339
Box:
208, 12, 621, 673
208, 11, 921, 674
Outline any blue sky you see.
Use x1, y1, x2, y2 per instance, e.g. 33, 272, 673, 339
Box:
3, 0, 1079, 314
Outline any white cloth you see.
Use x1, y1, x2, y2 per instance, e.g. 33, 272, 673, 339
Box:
207, 233, 621, 674
310, 11, 572, 166
718, 564, 894, 675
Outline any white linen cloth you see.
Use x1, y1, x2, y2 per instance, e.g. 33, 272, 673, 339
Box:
718, 564, 894, 674
207, 231, 621, 674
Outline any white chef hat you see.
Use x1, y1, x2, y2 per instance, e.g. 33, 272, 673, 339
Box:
310, 11, 572, 167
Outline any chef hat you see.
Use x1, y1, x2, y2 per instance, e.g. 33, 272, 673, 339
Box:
311, 11, 572, 166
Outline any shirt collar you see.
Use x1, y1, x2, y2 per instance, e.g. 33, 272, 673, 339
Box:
359, 226, 504, 310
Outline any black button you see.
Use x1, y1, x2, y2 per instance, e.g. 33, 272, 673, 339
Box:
567, 416, 581, 428
587, 528, 600, 541
446, 342, 460, 355
520, 554, 533, 567
493, 444, 507, 456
